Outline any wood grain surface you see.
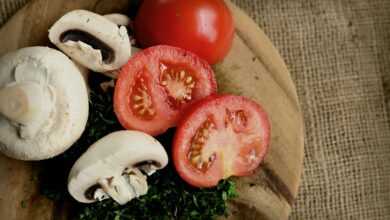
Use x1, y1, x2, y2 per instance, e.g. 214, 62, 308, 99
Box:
0, 0, 304, 219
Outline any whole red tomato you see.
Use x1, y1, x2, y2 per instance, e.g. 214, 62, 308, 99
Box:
134, 0, 234, 64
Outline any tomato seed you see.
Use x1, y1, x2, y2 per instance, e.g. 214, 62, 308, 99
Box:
192, 144, 201, 150
180, 70, 186, 79
184, 95, 192, 101
133, 95, 142, 101
197, 162, 204, 170
191, 155, 201, 164
160, 65, 197, 107
139, 108, 146, 115
147, 108, 156, 115
197, 137, 205, 144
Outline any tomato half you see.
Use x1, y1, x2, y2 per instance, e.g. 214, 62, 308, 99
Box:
134, 0, 234, 65
114, 45, 217, 136
173, 95, 270, 188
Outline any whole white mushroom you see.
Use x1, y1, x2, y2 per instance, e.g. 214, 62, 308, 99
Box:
0, 46, 89, 160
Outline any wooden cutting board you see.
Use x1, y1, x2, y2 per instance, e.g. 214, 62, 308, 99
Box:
0, 0, 304, 219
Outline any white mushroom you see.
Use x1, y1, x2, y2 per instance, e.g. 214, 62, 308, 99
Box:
68, 130, 168, 205
0, 47, 89, 160
104, 13, 131, 27
100, 44, 141, 79
102, 13, 141, 79
104, 13, 137, 46
48, 10, 131, 73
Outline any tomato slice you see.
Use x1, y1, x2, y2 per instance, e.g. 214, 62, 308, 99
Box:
173, 95, 270, 188
114, 45, 217, 136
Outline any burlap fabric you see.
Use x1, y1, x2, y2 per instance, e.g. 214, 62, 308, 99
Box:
1, 0, 389, 219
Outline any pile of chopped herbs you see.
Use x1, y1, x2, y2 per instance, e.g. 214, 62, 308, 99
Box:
40, 74, 237, 220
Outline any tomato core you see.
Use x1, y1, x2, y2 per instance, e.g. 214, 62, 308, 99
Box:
159, 62, 196, 108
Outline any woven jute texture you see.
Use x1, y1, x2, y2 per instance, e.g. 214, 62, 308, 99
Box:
231, 0, 390, 219
1, 0, 390, 219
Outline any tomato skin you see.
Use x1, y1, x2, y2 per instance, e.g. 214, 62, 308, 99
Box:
134, 0, 234, 65
114, 45, 217, 136
173, 95, 270, 188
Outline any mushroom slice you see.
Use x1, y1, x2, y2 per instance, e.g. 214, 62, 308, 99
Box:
104, 13, 131, 27
102, 13, 140, 79
0, 46, 89, 160
68, 130, 168, 205
102, 46, 141, 79
104, 13, 137, 46
49, 10, 131, 73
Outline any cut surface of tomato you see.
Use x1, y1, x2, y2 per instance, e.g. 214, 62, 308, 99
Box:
173, 95, 270, 188
114, 45, 217, 136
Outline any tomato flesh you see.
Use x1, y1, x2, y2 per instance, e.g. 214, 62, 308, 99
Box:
130, 72, 156, 120
159, 62, 196, 109
134, 0, 234, 64
114, 45, 217, 136
173, 95, 270, 188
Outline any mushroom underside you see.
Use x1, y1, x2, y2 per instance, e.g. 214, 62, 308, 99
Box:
84, 161, 162, 205
68, 130, 168, 205
60, 29, 114, 63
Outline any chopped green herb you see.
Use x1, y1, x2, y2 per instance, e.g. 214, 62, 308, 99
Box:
20, 200, 27, 208
41, 74, 236, 220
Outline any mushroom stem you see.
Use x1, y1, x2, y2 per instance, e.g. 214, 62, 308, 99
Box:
96, 168, 148, 205
93, 188, 109, 201
98, 175, 135, 205
138, 163, 159, 176
0, 82, 53, 125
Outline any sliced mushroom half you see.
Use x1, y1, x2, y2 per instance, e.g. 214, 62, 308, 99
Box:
49, 10, 131, 73
102, 13, 140, 79
68, 130, 168, 205
104, 13, 131, 27
0, 47, 89, 160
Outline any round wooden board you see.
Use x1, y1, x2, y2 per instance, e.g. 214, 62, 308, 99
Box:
0, 0, 304, 219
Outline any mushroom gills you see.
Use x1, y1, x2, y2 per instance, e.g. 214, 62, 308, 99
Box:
135, 160, 162, 176
60, 29, 114, 64
87, 168, 148, 205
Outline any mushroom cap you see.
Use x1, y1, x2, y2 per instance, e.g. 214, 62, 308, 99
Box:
0, 46, 89, 160
68, 130, 168, 203
104, 13, 131, 27
49, 10, 131, 73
